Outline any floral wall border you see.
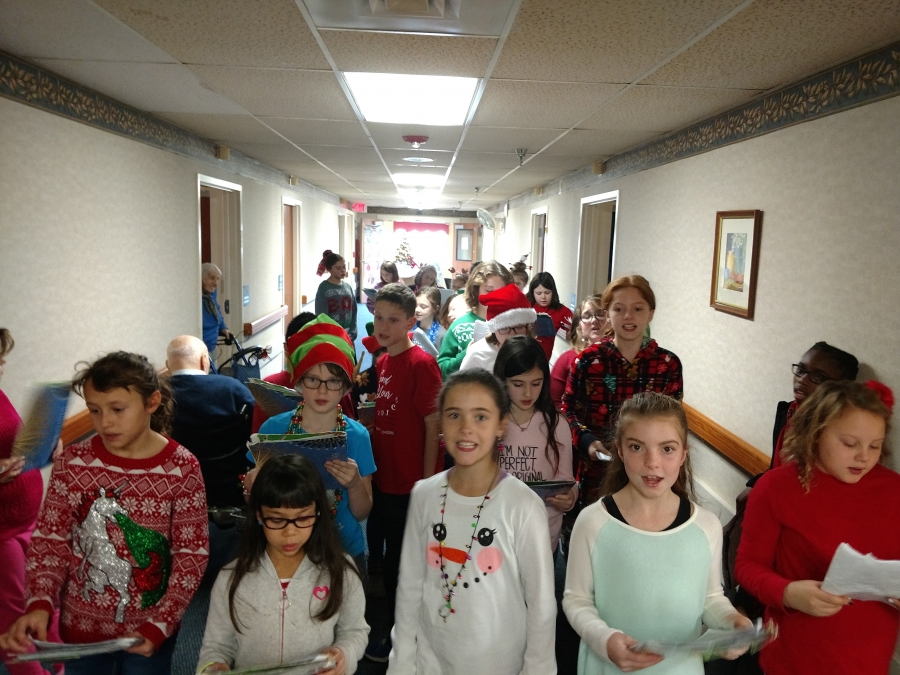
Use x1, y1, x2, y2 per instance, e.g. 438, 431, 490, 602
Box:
0, 49, 340, 206
499, 40, 900, 212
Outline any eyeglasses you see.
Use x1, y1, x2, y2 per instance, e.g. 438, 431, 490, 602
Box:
300, 375, 344, 391
791, 364, 832, 385
261, 513, 319, 530
496, 324, 530, 336
580, 313, 605, 322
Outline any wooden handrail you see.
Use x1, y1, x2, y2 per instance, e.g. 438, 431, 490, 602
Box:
683, 403, 770, 476
61, 409, 93, 445
243, 305, 288, 337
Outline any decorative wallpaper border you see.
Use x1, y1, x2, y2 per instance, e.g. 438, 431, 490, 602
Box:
366, 206, 477, 218
502, 40, 900, 211
0, 50, 340, 206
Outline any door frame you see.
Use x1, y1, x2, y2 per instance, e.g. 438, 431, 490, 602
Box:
576, 190, 619, 301
198, 174, 243, 336
530, 205, 548, 274
282, 196, 302, 319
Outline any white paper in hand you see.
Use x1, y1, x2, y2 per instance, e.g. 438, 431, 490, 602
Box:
821, 542, 900, 601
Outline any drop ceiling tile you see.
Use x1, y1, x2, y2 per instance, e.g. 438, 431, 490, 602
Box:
644, 0, 900, 90
94, 0, 330, 69
187, 67, 354, 119
380, 149, 452, 167
156, 113, 282, 144
0, 0, 176, 63
579, 85, 763, 132
229, 144, 319, 165
367, 124, 464, 152
544, 129, 661, 156
471, 80, 624, 128
322, 31, 497, 77
261, 119, 371, 147
299, 145, 382, 164
461, 127, 564, 154
324, 164, 394, 183
523, 153, 596, 172
31, 60, 247, 115
452, 153, 525, 171
492, 0, 739, 83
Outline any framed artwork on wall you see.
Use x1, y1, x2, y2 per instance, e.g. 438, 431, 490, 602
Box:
456, 228, 473, 262
710, 210, 763, 319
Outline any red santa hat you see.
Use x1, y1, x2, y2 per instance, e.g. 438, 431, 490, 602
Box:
479, 283, 537, 334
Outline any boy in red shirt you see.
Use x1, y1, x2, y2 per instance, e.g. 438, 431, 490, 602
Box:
365, 283, 441, 661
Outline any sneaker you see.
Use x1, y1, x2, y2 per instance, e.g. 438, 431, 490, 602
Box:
364, 636, 392, 662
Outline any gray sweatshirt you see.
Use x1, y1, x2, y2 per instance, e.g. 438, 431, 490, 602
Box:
196, 553, 368, 673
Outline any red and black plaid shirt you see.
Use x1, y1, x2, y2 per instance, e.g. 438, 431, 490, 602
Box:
561, 337, 683, 453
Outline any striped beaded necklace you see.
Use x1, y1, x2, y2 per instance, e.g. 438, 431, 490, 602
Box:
287, 402, 345, 516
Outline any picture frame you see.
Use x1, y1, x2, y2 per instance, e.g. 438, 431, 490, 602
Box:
455, 228, 473, 262
709, 210, 763, 320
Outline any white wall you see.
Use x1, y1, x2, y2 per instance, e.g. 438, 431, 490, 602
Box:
498, 95, 900, 504
0, 97, 340, 413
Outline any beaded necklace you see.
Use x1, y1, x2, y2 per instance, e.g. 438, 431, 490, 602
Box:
436, 467, 497, 621
287, 402, 346, 516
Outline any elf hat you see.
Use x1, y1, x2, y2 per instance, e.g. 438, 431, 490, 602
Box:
286, 314, 356, 387
479, 283, 537, 334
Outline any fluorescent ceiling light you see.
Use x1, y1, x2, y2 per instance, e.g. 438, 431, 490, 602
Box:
344, 72, 478, 126
399, 188, 442, 209
392, 173, 445, 188
403, 157, 433, 163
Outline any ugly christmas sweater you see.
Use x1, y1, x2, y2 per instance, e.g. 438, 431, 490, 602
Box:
24, 435, 209, 649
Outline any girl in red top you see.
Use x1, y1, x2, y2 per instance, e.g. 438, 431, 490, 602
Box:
527, 272, 573, 361
0, 352, 208, 675
736, 380, 900, 675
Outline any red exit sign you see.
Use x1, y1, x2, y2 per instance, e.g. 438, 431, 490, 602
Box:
352, 202, 366, 212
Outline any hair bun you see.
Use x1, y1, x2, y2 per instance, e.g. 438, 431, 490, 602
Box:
864, 380, 895, 412
322, 249, 333, 257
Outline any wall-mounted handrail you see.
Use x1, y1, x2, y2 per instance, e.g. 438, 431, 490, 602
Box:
61, 409, 93, 445
243, 305, 288, 337
683, 403, 770, 476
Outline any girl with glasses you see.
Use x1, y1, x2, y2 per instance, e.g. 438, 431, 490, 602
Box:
253, 315, 375, 574
460, 283, 537, 374
550, 295, 609, 409
197, 453, 368, 674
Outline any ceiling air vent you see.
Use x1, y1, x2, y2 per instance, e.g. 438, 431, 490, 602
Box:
367, 0, 460, 19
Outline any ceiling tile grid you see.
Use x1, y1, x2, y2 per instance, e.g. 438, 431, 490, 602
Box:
471, 80, 625, 128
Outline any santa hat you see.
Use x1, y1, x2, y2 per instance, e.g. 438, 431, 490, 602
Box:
286, 314, 356, 387
479, 284, 537, 334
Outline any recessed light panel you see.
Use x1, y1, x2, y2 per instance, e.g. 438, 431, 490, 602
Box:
344, 72, 478, 126
403, 157, 434, 163
393, 173, 445, 188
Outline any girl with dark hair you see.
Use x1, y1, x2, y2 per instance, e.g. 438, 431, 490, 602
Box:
413, 264, 439, 292
390, 369, 557, 674
564, 392, 750, 674
315, 250, 358, 341
197, 454, 368, 673
528, 271, 573, 361
1, 352, 208, 674
737, 380, 899, 675
494, 336, 576, 552
510, 261, 529, 290
367, 261, 400, 314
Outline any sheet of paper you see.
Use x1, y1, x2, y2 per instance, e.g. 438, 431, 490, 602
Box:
9, 637, 141, 663
226, 655, 334, 674
411, 328, 438, 357
472, 319, 490, 342
821, 542, 900, 601
630, 619, 775, 658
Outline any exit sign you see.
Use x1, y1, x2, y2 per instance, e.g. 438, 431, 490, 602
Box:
352, 202, 366, 212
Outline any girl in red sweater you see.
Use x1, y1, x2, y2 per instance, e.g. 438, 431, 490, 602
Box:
527, 272, 573, 361
0, 352, 209, 675
736, 380, 900, 675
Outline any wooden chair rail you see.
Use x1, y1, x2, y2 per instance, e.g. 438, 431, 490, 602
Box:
61, 409, 93, 445
243, 305, 288, 337
683, 403, 771, 476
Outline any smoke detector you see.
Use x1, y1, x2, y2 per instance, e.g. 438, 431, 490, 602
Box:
403, 135, 429, 149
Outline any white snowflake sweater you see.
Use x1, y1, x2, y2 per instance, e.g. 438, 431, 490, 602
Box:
25, 435, 209, 649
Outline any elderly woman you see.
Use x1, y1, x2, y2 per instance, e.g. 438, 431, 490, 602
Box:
201, 263, 233, 360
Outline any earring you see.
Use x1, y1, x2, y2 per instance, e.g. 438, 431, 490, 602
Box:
257, 520, 263, 525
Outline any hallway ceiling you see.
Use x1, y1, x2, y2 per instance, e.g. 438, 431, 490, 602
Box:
2, 0, 899, 209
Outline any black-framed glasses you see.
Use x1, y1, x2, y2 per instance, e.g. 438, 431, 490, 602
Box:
580, 313, 605, 322
261, 513, 319, 530
496, 324, 530, 336
300, 375, 344, 391
791, 363, 831, 385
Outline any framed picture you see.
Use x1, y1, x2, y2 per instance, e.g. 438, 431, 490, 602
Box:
710, 210, 763, 319
456, 228, 473, 262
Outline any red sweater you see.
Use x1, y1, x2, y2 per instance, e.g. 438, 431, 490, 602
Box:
736, 463, 900, 675
0, 389, 43, 540
534, 304, 572, 361
25, 435, 209, 649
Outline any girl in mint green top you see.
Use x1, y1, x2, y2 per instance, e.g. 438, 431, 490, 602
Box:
563, 392, 750, 675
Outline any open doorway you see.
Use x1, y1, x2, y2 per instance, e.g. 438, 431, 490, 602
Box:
576, 191, 618, 301
198, 175, 243, 363
530, 206, 548, 275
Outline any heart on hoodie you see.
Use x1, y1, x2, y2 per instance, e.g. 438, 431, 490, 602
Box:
313, 586, 329, 600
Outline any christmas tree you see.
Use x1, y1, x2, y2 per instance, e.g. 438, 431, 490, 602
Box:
394, 236, 418, 277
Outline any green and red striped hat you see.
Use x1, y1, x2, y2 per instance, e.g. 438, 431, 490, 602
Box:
286, 314, 356, 387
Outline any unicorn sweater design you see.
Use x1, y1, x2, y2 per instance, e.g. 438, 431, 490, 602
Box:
25, 436, 208, 649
